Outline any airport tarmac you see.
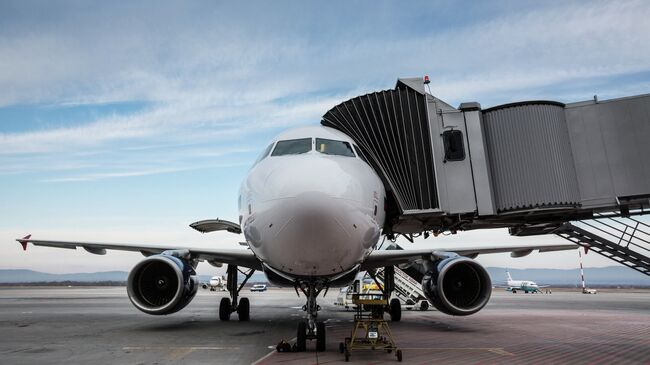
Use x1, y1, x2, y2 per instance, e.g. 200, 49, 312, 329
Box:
0, 287, 648, 364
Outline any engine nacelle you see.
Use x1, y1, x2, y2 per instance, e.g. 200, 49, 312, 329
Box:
421, 255, 492, 316
127, 254, 199, 315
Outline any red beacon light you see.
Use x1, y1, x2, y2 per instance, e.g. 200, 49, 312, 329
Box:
423, 75, 430, 84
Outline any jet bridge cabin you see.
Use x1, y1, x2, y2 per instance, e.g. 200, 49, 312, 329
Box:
321, 78, 650, 236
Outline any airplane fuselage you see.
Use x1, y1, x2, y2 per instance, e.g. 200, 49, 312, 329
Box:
507, 280, 541, 292
238, 126, 386, 282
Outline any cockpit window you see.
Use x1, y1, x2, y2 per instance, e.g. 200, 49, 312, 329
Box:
315, 138, 355, 157
271, 138, 312, 156
353, 144, 370, 164
253, 143, 274, 165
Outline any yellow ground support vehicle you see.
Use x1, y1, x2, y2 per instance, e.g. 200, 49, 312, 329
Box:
339, 294, 402, 362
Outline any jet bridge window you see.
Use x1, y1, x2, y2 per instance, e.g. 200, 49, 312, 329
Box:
271, 138, 312, 156
315, 138, 356, 157
442, 130, 465, 162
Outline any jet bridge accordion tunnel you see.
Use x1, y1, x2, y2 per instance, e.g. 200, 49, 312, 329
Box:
321, 78, 650, 237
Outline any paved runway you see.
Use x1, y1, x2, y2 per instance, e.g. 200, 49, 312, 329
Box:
0, 287, 648, 364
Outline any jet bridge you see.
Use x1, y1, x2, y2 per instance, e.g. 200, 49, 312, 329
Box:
322, 77, 650, 276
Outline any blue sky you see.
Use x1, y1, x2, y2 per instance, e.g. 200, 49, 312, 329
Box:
2, 1, 650, 274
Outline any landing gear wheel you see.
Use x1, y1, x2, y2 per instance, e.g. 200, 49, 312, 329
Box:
296, 321, 307, 352
219, 297, 231, 321
339, 342, 345, 354
396, 349, 403, 362
316, 321, 326, 352
512, 289, 517, 293
389, 298, 402, 322
344, 349, 350, 362
237, 297, 250, 321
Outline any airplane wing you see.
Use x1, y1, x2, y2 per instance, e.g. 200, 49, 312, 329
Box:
15, 236, 262, 270
360, 243, 577, 271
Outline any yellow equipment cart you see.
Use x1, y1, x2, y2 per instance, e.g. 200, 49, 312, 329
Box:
339, 294, 403, 362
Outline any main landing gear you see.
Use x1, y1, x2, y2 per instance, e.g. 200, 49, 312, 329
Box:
295, 280, 327, 352
219, 264, 255, 321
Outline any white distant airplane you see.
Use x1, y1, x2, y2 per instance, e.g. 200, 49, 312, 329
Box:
202, 275, 227, 291
504, 270, 549, 293
16, 125, 576, 352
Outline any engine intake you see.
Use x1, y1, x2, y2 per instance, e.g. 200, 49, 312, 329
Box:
127, 254, 199, 315
422, 256, 491, 316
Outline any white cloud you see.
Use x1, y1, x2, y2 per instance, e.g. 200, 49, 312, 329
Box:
2, 1, 649, 108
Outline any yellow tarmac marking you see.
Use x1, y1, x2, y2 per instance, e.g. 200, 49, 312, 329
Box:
168, 347, 195, 361
488, 348, 515, 356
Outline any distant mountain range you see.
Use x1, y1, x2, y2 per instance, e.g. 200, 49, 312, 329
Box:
0, 267, 647, 286
0, 269, 267, 284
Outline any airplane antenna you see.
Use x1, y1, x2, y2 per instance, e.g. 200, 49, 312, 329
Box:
578, 249, 587, 291
424, 75, 433, 95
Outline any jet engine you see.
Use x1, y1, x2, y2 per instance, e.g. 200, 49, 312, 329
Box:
421, 255, 491, 316
127, 253, 199, 315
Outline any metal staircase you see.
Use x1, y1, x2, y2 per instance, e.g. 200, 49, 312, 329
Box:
554, 214, 650, 276
375, 266, 430, 309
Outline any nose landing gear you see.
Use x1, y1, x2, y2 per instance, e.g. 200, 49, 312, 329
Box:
295, 280, 327, 352
219, 264, 255, 321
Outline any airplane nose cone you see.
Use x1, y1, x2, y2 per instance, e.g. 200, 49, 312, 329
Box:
243, 155, 383, 276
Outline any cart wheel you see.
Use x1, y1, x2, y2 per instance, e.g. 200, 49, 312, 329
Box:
339, 342, 345, 354
420, 301, 429, 311
396, 349, 403, 362
345, 350, 350, 362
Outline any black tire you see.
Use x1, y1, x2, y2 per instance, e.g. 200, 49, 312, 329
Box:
339, 342, 345, 354
296, 322, 307, 352
389, 298, 401, 322
316, 322, 326, 352
512, 289, 517, 294
397, 349, 403, 362
345, 350, 350, 362
237, 297, 250, 321
219, 297, 231, 321
420, 301, 429, 311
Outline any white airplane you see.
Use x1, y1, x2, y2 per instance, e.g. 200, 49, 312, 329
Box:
201, 275, 227, 291
504, 270, 549, 293
15, 125, 576, 352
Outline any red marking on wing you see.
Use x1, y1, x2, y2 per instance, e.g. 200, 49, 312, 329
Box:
19, 234, 31, 251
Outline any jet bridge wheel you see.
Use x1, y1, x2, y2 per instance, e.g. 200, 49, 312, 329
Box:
389, 298, 402, 322
219, 297, 231, 321
296, 321, 307, 352
237, 297, 250, 321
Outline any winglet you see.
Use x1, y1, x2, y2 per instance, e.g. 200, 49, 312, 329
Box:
17, 234, 32, 251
